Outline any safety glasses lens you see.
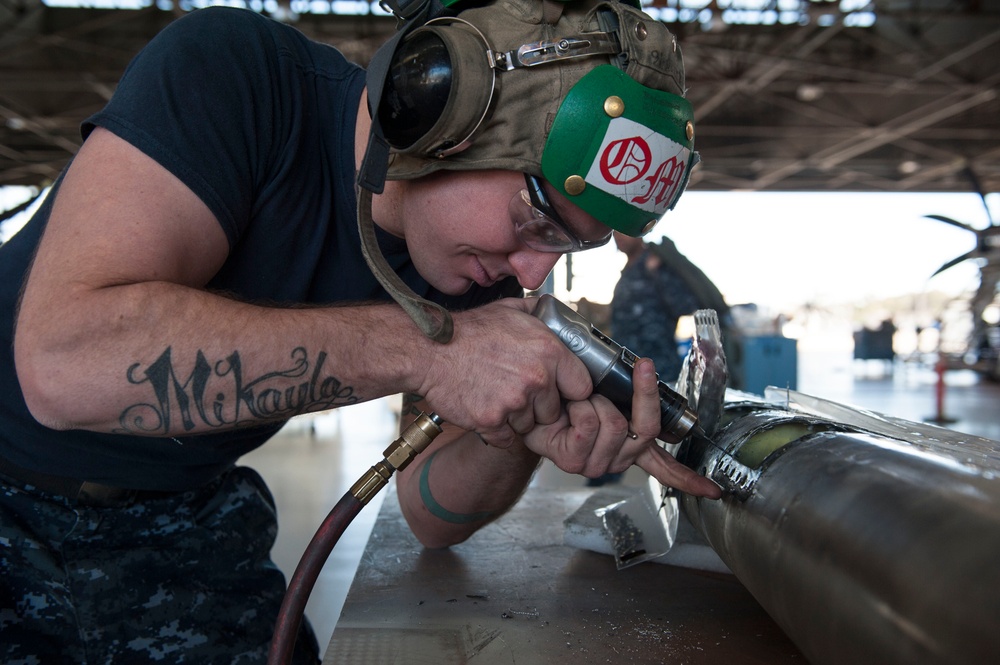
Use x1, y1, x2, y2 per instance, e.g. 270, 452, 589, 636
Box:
509, 188, 609, 254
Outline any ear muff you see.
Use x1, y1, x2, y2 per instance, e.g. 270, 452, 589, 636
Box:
377, 18, 497, 157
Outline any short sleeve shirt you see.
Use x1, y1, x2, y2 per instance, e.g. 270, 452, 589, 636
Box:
0, 7, 520, 490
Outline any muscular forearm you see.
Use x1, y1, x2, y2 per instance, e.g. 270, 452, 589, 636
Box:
14, 280, 427, 435
12, 129, 430, 436
396, 400, 541, 548
12, 127, 596, 450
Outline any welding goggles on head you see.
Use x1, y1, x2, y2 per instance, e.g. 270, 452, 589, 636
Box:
361, 0, 699, 238
377, 13, 622, 158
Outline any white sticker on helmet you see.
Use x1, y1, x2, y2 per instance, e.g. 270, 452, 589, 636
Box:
584, 117, 691, 214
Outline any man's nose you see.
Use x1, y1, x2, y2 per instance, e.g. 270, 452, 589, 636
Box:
509, 250, 562, 291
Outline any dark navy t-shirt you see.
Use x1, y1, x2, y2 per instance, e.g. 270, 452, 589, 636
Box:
0, 7, 520, 490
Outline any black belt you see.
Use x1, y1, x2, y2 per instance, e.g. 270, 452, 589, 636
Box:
0, 453, 178, 508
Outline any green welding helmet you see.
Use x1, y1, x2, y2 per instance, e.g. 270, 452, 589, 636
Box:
369, 0, 698, 238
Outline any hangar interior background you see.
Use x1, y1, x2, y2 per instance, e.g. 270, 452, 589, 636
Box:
1, 0, 999, 362
1, 0, 997, 193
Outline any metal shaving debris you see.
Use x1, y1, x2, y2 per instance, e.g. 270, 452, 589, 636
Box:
603, 509, 647, 563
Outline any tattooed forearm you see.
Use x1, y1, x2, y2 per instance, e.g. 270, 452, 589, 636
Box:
115, 346, 358, 435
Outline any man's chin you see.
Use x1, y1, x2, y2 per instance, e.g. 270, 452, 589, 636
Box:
430, 277, 474, 297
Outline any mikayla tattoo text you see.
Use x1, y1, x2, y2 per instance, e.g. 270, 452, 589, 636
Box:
116, 346, 357, 435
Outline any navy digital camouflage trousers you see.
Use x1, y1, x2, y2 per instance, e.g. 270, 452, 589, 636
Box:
0, 466, 320, 664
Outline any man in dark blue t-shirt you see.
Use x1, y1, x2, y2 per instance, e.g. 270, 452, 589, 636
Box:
1, 1, 719, 661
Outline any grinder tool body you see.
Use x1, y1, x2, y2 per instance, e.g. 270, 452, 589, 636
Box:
533, 294, 703, 444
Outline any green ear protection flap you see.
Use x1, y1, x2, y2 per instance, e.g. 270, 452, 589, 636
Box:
542, 65, 696, 237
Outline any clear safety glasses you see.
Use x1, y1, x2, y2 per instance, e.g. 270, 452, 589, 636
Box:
508, 174, 612, 254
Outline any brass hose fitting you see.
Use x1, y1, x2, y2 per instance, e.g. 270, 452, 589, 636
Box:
349, 411, 444, 505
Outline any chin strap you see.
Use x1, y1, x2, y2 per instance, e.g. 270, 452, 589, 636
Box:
355, 0, 454, 343
356, 187, 455, 344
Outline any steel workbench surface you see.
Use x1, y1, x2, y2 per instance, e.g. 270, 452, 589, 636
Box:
324, 486, 804, 664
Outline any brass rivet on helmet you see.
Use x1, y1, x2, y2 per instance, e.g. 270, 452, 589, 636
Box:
686, 121, 695, 141
564, 175, 586, 196
642, 219, 658, 234
603, 96, 625, 118
635, 22, 648, 40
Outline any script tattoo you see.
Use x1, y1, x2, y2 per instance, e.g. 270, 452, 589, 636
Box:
116, 347, 357, 435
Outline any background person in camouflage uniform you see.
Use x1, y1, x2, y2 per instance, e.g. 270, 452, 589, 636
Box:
610, 232, 742, 387
588, 232, 727, 488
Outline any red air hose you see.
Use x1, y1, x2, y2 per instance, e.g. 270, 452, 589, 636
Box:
267, 492, 363, 665
266, 411, 443, 665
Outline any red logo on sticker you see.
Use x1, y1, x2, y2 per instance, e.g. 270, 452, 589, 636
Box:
586, 117, 691, 214
632, 156, 687, 210
599, 137, 651, 185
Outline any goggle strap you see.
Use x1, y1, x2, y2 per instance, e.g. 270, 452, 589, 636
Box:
356, 187, 455, 343
497, 31, 620, 71
357, 123, 391, 194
